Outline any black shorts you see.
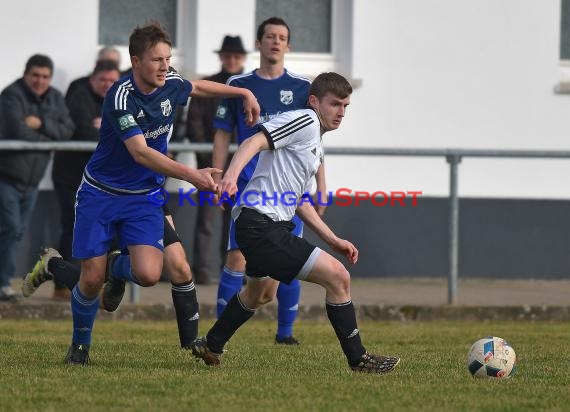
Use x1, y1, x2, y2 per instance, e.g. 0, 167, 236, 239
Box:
162, 204, 180, 247
235, 208, 319, 284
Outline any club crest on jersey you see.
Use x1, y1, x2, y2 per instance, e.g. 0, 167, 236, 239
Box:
280, 90, 293, 105
160, 99, 172, 116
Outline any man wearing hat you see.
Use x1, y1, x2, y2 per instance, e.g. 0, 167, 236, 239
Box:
187, 35, 247, 285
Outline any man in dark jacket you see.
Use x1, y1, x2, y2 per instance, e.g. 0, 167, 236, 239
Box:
66, 46, 122, 98
49, 59, 120, 300
0, 54, 74, 301
186, 35, 247, 284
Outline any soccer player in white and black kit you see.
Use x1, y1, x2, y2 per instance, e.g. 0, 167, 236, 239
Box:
214, 17, 325, 345
191, 72, 400, 373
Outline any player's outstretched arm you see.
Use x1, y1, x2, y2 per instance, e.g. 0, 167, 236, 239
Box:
191, 80, 260, 126
220, 132, 269, 197
124, 134, 221, 191
296, 202, 358, 264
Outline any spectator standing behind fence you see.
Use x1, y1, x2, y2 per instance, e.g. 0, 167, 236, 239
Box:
49, 47, 121, 300
186, 35, 247, 285
66, 46, 122, 98
49, 60, 121, 300
0, 54, 74, 301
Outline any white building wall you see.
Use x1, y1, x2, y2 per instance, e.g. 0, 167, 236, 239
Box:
0, 0, 568, 198
0, 0, 99, 93
327, 0, 570, 199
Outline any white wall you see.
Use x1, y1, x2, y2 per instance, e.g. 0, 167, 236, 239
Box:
325, 0, 570, 198
1, 0, 569, 198
0, 0, 99, 92
177, 0, 257, 76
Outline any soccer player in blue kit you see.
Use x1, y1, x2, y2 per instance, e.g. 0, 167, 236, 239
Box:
213, 17, 327, 344
64, 23, 260, 365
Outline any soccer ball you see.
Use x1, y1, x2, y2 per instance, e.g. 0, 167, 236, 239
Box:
467, 336, 517, 378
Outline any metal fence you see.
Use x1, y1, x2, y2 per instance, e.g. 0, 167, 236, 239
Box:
2, 140, 569, 304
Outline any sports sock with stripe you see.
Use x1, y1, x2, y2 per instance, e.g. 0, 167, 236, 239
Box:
70, 285, 100, 345
326, 300, 366, 365
171, 280, 199, 347
216, 266, 244, 317
276, 279, 300, 339
111, 254, 140, 285
207, 294, 255, 354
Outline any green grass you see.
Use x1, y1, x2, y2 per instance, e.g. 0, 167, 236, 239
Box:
1, 319, 569, 412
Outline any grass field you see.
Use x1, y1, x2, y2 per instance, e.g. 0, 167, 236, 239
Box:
1, 319, 569, 412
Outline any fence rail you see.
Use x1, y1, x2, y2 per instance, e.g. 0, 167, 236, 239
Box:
4, 140, 570, 158
2, 140, 569, 304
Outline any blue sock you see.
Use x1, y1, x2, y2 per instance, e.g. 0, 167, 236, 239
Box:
276, 279, 301, 339
71, 285, 100, 345
216, 266, 244, 318
111, 255, 140, 284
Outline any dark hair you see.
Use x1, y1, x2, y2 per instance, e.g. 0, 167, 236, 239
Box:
129, 22, 171, 58
256, 17, 290, 44
92, 59, 120, 76
310, 72, 353, 100
24, 54, 53, 75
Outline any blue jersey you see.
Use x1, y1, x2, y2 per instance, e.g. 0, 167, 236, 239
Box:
85, 70, 192, 192
214, 69, 311, 184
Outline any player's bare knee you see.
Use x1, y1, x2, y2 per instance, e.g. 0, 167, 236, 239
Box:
136, 277, 160, 287
240, 292, 261, 309
330, 263, 351, 295
241, 283, 275, 308
165, 259, 191, 283
226, 249, 246, 272
132, 269, 162, 286
257, 290, 274, 305
81, 275, 104, 293
83, 278, 103, 290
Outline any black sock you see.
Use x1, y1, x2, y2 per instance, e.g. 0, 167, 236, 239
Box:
206, 294, 255, 354
326, 301, 366, 366
171, 281, 199, 347
48, 258, 81, 291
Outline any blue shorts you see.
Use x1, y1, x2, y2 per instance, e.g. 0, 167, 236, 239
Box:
72, 182, 164, 259
226, 179, 303, 251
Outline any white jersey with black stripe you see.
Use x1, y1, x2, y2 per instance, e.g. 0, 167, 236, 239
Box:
232, 109, 323, 222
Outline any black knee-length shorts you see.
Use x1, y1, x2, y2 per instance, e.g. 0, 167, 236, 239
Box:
235, 207, 318, 284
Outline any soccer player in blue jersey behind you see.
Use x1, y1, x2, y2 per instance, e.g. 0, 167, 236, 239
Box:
64, 22, 259, 365
191, 72, 400, 373
213, 17, 327, 345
